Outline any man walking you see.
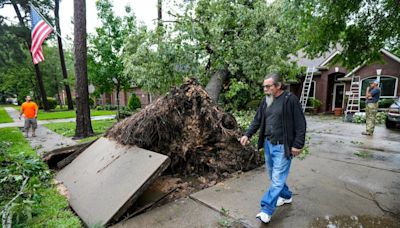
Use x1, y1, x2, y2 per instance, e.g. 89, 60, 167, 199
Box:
19, 96, 38, 137
362, 79, 381, 136
240, 72, 306, 224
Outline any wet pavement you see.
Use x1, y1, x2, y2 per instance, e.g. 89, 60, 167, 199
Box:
116, 115, 400, 228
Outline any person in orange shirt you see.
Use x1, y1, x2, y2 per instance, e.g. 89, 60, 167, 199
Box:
19, 96, 39, 137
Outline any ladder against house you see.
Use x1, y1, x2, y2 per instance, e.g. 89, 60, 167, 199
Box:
299, 67, 315, 112
345, 76, 361, 117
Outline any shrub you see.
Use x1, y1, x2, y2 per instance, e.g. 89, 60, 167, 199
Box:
308, 97, 321, 109
352, 111, 387, 124
118, 106, 133, 119
128, 93, 141, 111
96, 105, 104, 110
246, 100, 261, 110
378, 99, 394, 108
46, 97, 58, 110
352, 114, 366, 124
104, 104, 118, 110
376, 112, 387, 124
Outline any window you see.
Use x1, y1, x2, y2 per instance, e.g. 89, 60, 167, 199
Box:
381, 77, 397, 97
360, 76, 397, 98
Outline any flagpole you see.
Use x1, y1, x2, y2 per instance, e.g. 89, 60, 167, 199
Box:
30, 3, 68, 43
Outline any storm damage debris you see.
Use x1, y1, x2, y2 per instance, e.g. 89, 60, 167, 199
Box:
55, 137, 170, 227
106, 78, 262, 177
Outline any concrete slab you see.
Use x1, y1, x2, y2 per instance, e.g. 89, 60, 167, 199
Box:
190, 155, 400, 228
111, 198, 241, 228
56, 137, 170, 226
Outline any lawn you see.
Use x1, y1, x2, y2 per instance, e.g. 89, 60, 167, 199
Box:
0, 127, 81, 227
0, 107, 13, 123
44, 119, 117, 141
38, 109, 116, 120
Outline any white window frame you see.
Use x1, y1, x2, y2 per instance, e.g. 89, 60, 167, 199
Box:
360, 75, 398, 98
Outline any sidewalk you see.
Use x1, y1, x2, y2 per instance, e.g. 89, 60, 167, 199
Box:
0, 107, 115, 128
2, 107, 113, 155
113, 118, 400, 228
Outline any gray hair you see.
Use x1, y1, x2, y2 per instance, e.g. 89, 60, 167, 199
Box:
264, 72, 287, 90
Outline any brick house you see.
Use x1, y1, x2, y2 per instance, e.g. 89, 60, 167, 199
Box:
97, 87, 152, 107
291, 49, 400, 113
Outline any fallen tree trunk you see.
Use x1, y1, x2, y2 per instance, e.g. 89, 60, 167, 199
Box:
106, 78, 262, 177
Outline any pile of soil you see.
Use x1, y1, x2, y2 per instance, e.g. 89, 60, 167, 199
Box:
106, 78, 262, 178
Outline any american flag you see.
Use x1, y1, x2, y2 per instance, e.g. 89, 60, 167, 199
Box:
30, 6, 53, 64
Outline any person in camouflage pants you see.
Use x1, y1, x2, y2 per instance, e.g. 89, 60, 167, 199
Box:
363, 79, 381, 136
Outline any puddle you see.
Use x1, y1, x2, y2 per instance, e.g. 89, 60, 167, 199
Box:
310, 215, 400, 227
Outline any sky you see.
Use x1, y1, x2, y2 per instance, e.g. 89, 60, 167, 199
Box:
0, 0, 182, 42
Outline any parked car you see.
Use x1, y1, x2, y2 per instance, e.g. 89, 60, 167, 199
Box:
5, 97, 18, 105
385, 97, 400, 129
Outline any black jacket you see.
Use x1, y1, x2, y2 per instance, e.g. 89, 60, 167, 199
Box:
245, 92, 307, 158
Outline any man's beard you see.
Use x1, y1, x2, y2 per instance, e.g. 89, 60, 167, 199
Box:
265, 94, 274, 108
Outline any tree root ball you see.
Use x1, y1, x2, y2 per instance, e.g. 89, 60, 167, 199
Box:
106, 78, 262, 176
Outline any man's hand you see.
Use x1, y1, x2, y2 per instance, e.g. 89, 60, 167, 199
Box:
240, 135, 250, 146
291, 147, 301, 157
18, 115, 21, 120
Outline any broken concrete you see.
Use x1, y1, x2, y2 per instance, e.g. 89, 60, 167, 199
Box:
56, 137, 170, 226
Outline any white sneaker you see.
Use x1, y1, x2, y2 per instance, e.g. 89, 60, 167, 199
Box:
256, 212, 271, 224
276, 197, 292, 206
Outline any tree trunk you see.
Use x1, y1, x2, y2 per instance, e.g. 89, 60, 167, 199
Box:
205, 68, 229, 103
29, 77, 40, 103
11, 1, 50, 110
52, 64, 63, 109
158, 0, 162, 22
116, 87, 120, 120
74, 0, 93, 138
55, 0, 74, 110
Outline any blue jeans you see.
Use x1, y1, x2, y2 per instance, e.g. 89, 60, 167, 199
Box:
260, 139, 292, 215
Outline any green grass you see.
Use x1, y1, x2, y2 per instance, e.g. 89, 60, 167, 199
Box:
0, 107, 13, 123
0, 127, 81, 227
38, 109, 116, 120
0, 128, 36, 155
44, 119, 117, 140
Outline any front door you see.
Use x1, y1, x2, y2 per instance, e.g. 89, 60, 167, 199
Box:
332, 84, 345, 111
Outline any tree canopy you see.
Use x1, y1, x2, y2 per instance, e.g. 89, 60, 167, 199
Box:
283, 0, 400, 67
123, 0, 301, 109
88, 0, 136, 96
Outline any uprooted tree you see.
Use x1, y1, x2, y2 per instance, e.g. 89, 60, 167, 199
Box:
106, 79, 262, 176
